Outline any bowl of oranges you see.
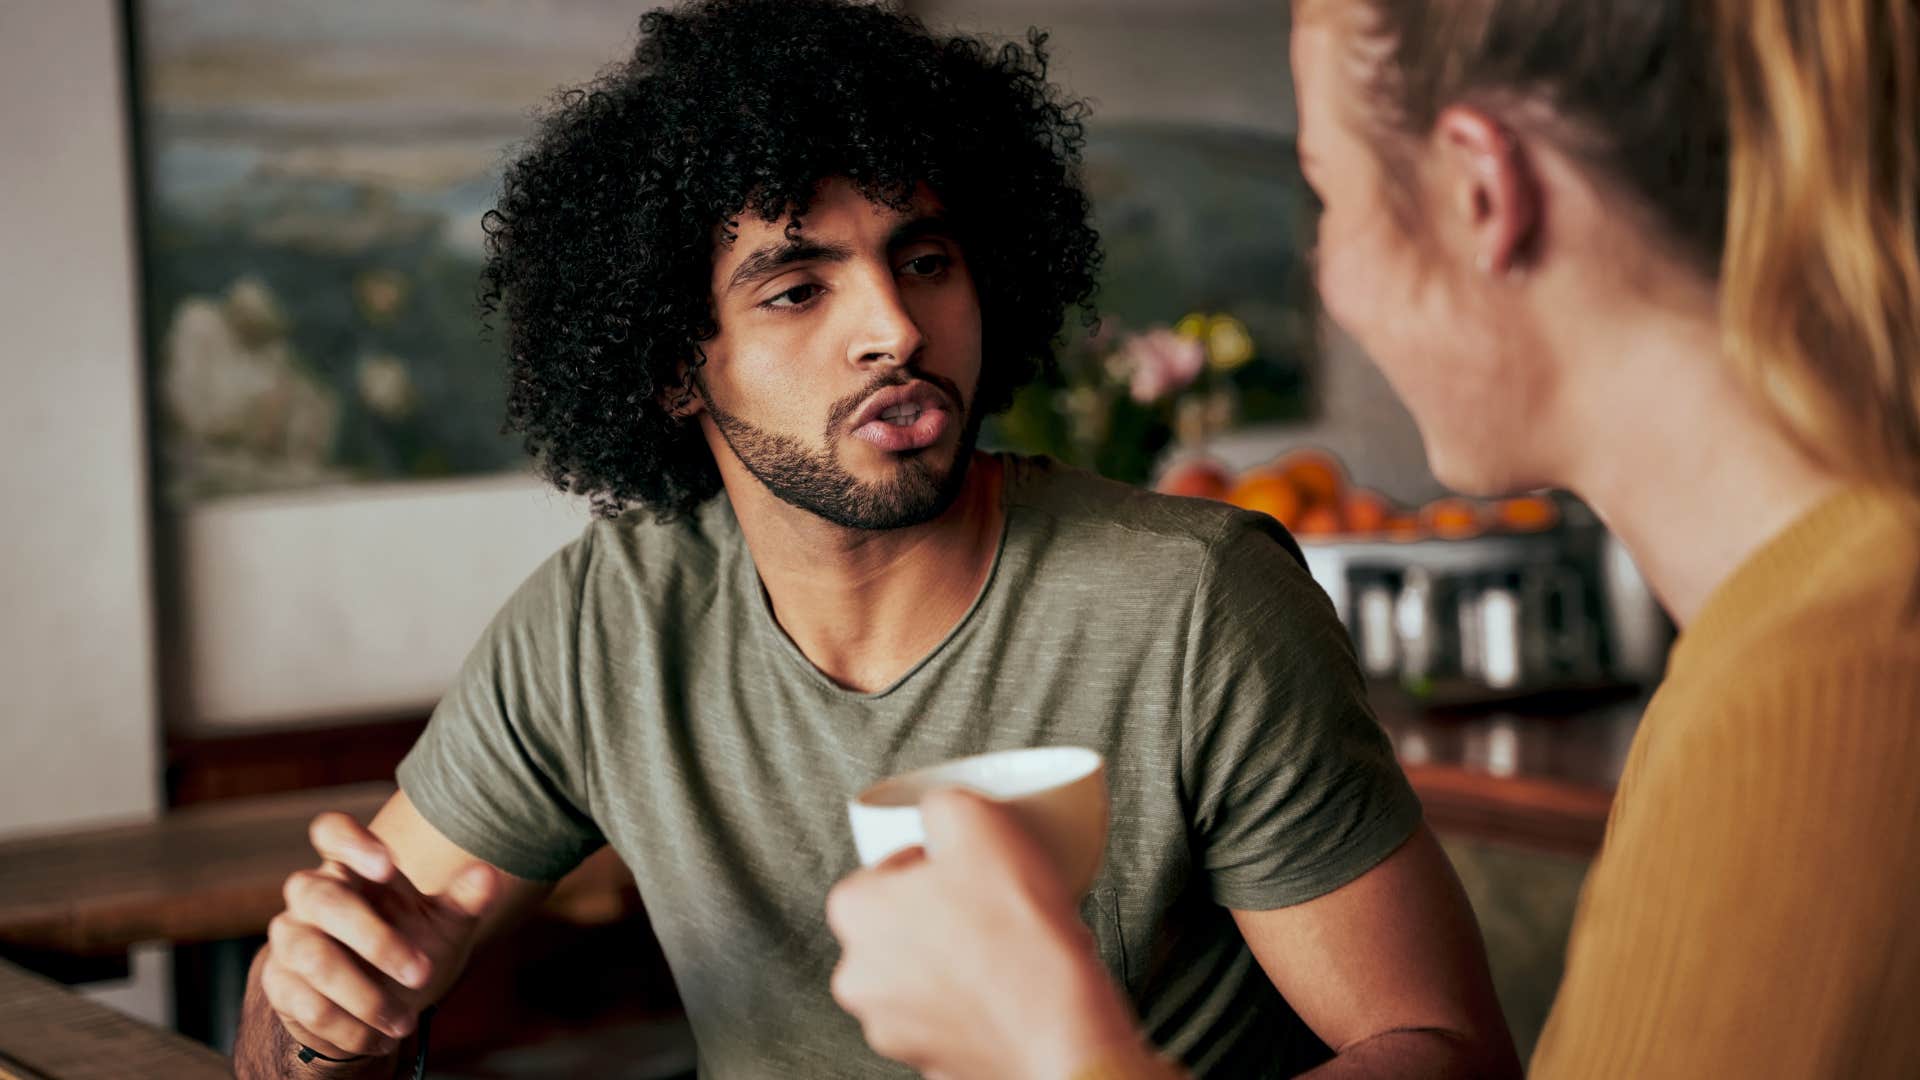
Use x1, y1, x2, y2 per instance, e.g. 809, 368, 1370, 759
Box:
1154, 449, 1561, 543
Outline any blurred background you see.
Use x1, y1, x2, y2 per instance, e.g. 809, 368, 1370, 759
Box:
0, 2, 1666, 1075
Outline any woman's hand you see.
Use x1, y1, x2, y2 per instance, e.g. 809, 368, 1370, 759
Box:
826, 788, 1154, 1079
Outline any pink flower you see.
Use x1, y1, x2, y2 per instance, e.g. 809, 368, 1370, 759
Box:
1122, 328, 1206, 404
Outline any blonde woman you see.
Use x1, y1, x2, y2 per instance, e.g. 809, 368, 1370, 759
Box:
827, 0, 1920, 1075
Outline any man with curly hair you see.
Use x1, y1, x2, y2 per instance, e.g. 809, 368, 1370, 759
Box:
234, 2, 1511, 1078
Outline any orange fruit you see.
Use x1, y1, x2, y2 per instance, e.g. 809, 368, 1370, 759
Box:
1228, 472, 1305, 528
1155, 458, 1233, 502
1421, 498, 1487, 539
1494, 495, 1559, 532
1294, 505, 1345, 537
1278, 450, 1347, 510
1343, 489, 1392, 536
1383, 513, 1424, 541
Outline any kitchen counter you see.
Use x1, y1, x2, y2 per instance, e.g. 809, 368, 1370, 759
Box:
1373, 685, 1643, 858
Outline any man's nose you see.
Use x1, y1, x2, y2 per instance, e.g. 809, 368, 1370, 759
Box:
848, 278, 925, 369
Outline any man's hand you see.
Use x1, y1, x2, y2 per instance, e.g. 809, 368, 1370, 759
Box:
826, 789, 1155, 1080
259, 812, 498, 1061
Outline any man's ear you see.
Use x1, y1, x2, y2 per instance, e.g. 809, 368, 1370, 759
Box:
665, 362, 707, 420
1433, 104, 1541, 276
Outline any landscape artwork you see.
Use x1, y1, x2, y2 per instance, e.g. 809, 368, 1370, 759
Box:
131, 0, 648, 503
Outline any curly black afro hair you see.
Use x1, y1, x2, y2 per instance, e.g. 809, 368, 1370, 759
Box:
481, 0, 1102, 518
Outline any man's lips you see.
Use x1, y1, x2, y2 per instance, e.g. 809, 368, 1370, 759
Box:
846, 381, 953, 431
848, 382, 956, 452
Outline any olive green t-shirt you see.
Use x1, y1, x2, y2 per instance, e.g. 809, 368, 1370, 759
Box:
398, 455, 1421, 1078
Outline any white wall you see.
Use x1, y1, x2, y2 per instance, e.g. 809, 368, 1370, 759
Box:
0, 1, 162, 837
177, 476, 591, 732
914, 0, 1296, 136
910, 0, 1290, 134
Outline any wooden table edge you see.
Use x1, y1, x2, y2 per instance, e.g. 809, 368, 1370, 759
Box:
1406, 762, 1613, 858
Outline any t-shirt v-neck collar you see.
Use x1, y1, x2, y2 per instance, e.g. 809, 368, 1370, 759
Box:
737, 459, 1018, 702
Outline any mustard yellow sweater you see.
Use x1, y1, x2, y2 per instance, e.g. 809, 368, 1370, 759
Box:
1532, 487, 1920, 1077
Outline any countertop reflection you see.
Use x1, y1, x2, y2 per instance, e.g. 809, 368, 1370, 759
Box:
1372, 685, 1645, 857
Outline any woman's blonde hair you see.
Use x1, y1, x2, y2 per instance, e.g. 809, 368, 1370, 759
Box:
1716, 0, 1920, 492
1335, 0, 1920, 492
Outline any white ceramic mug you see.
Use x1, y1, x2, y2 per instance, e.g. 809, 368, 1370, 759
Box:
846, 746, 1109, 897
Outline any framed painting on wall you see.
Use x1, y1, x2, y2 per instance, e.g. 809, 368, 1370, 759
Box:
127, 1, 661, 730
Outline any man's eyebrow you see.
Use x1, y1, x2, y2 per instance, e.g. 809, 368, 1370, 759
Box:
725, 238, 854, 293
887, 215, 958, 251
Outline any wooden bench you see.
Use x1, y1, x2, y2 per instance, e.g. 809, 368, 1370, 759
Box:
0, 958, 228, 1080
0, 781, 654, 1062
0, 782, 640, 966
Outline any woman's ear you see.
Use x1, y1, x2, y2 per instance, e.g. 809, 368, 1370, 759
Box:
1433, 104, 1542, 277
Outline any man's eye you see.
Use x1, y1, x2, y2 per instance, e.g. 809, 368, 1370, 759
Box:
901, 254, 949, 276
764, 283, 822, 309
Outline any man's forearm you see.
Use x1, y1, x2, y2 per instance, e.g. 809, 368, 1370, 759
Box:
233, 947, 410, 1080
1303, 1027, 1522, 1080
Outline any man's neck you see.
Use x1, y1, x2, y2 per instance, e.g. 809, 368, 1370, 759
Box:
727, 453, 1006, 693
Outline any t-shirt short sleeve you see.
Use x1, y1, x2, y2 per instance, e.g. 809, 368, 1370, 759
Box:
397, 533, 605, 882
1181, 513, 1422, 911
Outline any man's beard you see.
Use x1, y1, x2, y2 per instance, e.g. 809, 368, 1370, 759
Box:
701, 371, 981, 531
